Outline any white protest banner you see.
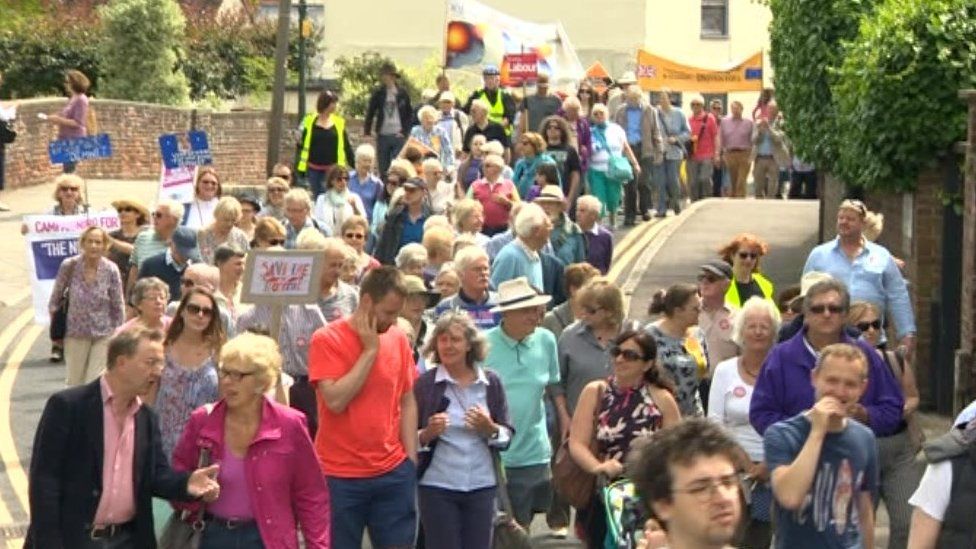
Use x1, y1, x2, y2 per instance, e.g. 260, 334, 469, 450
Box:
24, 211, 121, 324
240, 250, 323, 305
158, 165, 197, 204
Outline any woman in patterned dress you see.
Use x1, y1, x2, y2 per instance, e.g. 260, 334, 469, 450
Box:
569, 321, 680, 547
197, 196, 250, 265
645, 283, 705, 417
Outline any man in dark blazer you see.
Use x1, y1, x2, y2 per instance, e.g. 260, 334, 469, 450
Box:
25, 326, 220, 548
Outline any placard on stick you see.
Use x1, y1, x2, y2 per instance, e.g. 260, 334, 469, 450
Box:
241, 250, 323, 305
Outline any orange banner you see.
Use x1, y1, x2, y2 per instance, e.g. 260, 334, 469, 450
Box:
636, 50, 764, 93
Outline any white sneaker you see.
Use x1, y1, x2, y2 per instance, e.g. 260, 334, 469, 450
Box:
0, 201, 10, 212
550, 527, 569, 539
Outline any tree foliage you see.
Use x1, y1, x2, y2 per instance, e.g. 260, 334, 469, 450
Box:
766, 0, 877, 173
333, 52, 421, 118
832, 0, 976, 191
0, 16, 102, 98
97, 0, 190, 105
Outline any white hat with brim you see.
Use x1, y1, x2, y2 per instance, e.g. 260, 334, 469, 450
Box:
616, 71, 638, 85
490, 277, 552, 313
533, 185, 566, 204
789, 271, 835, 308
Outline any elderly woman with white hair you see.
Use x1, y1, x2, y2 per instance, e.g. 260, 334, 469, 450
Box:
396, 242, 430, 280
197, 196, 251, 265
489, 202, 553, 291
410, 105, 455, 170
560, 95, 592, 174
282, 188, 327, 248
422, 157, 460, 215
312, 165, 366, 236
588, 102, 641, 227
466, 153, 520, 236
463, 98, 510, 161
453, 197, 491, 247
348, 143, 383, 224
707, 296, 782, 549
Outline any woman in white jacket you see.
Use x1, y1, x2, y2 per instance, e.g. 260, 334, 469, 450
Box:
313, 165, 366, 236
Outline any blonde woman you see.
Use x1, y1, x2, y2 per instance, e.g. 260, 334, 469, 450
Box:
184, 167, 222, 230
453, 198, 491, 247
409, 105, 455, 169
197, 196, 251, 265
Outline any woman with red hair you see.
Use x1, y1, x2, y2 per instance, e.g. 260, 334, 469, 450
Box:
718, 233, 774, 308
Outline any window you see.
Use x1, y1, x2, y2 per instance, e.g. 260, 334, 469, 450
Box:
701, 0, 729, 38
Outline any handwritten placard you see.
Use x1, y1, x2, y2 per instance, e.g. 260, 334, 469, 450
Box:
240, 250, 323, 305
48, 134, 113, 164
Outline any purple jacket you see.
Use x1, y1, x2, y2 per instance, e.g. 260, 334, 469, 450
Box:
749, 328, 905, 437
584, 225, 613, 275
172, 398, 330, 549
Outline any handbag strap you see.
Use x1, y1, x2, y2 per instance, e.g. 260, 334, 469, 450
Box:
189, 403, 216, 529
490, 448, 517, 517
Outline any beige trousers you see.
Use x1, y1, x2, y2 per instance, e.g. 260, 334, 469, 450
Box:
723, 150, 752, 197
64, 336, 109, 386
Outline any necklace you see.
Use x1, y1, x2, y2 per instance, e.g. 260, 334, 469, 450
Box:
740, 357, 761, 379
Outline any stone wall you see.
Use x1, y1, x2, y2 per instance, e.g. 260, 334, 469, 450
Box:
1, 98, 367, 188
957, 90, 976, 408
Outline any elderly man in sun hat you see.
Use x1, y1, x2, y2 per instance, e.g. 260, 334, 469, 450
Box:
482, 276, 560, 529
534, 184, 586, 266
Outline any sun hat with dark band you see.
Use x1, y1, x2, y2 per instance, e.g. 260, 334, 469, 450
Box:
490, 277, 552, 313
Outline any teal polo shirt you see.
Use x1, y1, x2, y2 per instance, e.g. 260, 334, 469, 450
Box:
483, 325, 560, 468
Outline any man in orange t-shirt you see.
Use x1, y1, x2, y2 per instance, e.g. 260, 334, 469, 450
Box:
308, 266, 419, 548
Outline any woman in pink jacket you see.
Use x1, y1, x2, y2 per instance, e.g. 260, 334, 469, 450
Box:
171, 332, 330, 548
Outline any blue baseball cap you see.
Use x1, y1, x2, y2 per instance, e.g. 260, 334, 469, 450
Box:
171, 226, 201, 263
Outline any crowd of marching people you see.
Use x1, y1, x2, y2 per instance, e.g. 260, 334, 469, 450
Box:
22, 64, 976, 549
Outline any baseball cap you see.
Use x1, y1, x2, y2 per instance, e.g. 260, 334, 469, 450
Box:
171, 227, 201, 263
482, 64, 500, 76
700, 260, 732, 280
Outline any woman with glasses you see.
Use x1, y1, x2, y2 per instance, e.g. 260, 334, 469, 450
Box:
152, 288, 226, 459
466, 153, 519, 236
197, 196, 251, 265
184, 167, 223, 230
707, 296, 781, 548
340, 215, 380, 283
49, 226, 125, 385
313, 164, 366, 236
236, 195, 261, 241
718, 232, 775, 308
645, 283, 705, 417
539, 115, 583, 217
569, 321, 679, 546
260, 176, 289, 223
251, 217, 286, 250
512, 131, 556, 199
108, 198, 149, 292
171, 332, 330, 548
371, 165, 409, 239
847, 300, 922, 549
115, 276, 171, 334
22, 174, 89, 237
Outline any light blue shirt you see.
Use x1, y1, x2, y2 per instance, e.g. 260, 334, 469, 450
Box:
658, 108, 690, 160
285, 216, 328, 249
484, 326, 560, 467
756, 130, 773, 156
485, 230, 516, 262
625, 106, 642, 145
490, 239, 544, 291
803, 238, 916, 338
419, 366, 511, 491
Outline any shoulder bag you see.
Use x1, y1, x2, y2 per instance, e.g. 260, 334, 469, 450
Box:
552, 382, 607, 508
884, 349, 926, 452
49, 258, 78, 341
159, 405, 215, 549
0, 119, 15, 145
490, 448, 532, 549
592, 128, 634, 183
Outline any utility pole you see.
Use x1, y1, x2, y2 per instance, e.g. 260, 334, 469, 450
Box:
267, 0, 291, 177
297, 0, 308, 120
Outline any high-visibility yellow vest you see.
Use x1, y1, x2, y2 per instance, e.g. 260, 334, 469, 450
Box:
725, 272, 775, 309
297, 112, 346, 172
475, 89, 510, 135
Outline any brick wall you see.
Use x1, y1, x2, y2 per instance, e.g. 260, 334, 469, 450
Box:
1, 98, 367, 188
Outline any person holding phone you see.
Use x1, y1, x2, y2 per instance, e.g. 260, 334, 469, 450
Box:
415, 310, 513, 549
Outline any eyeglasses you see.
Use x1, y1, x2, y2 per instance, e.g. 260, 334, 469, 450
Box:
737, 252, 759, 260
152, 211, 167, 219
218, 368, 255, 382
59, 186, 80, 192
267, 238, 285, 246
117, 206, 137, 213
343, 232, 365, 240
336, 175, 349, 181
609, 346, 644, 361
184, 303, 214, 317
582, 305, 602, 315
856, 319, 882, 332
267, 187, 286, 193
672, 474, 741, 502
808, 303, 845, 316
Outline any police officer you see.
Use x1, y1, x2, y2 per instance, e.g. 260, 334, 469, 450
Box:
463, 64, 517, 136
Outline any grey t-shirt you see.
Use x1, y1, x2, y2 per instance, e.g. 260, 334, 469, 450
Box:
317, 281, 359, 323
556, 321, 612, 414
379, 88, 402, 136
522, 94, 562, 133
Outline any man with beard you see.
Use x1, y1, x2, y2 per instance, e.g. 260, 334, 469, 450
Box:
308, 266, 419, 548
630, 419, 744, 549
764, 343, 879, 549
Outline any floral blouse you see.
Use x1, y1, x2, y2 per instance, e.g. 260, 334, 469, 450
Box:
646, 324, 704, 417
595, 378, 664, 464
197, 226, 251, 265
155, 351, 219, 459
48, 256, 125, 338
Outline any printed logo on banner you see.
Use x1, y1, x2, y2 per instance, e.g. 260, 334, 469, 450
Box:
159, 130, 213, 170
32, 239, 78, 279
48, 134, 113, 164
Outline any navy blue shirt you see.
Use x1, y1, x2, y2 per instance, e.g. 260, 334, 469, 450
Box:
765, 413, 879, 549
399, 213, 425, 248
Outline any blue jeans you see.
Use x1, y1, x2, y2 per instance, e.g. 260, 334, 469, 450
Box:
327, 459, 418, 548
200, 519, 264, 549
377, 134, 405, 177
418, 486, 496, 549
306, 167, 328, 199
654, 159, 682, 215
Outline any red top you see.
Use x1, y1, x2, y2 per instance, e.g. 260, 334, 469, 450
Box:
469, 178, 519, 229
688, 112, 719, 160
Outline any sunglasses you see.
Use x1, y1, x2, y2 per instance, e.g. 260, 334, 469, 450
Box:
856, 319, 882, 332
343, 233, 365, 240
268, 238, 285, 246
737, 252, 759, 260
184, 303, 214, 317
152, 211, 168, 219
60, 186, 80, 191
335, 175, 349, 181
267, 187, 286, 193
610, 346, 644, 361
117, 206, 137, 213
218, 368, 255, 382
387, 178, 402, 185
809, 304, 845, 315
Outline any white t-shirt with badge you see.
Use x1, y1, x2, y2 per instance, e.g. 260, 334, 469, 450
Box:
707, 357, 764, 461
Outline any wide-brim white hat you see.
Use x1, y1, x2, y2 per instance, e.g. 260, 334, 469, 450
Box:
490, 277, 552, 313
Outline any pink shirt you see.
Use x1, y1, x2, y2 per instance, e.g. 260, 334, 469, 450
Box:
469, 178, 519, 230
719, 116, 754, 151
92, 376, 140, 526
688, 113, 719, 160
113, 315, 173, 336
206, 447, 254, 520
